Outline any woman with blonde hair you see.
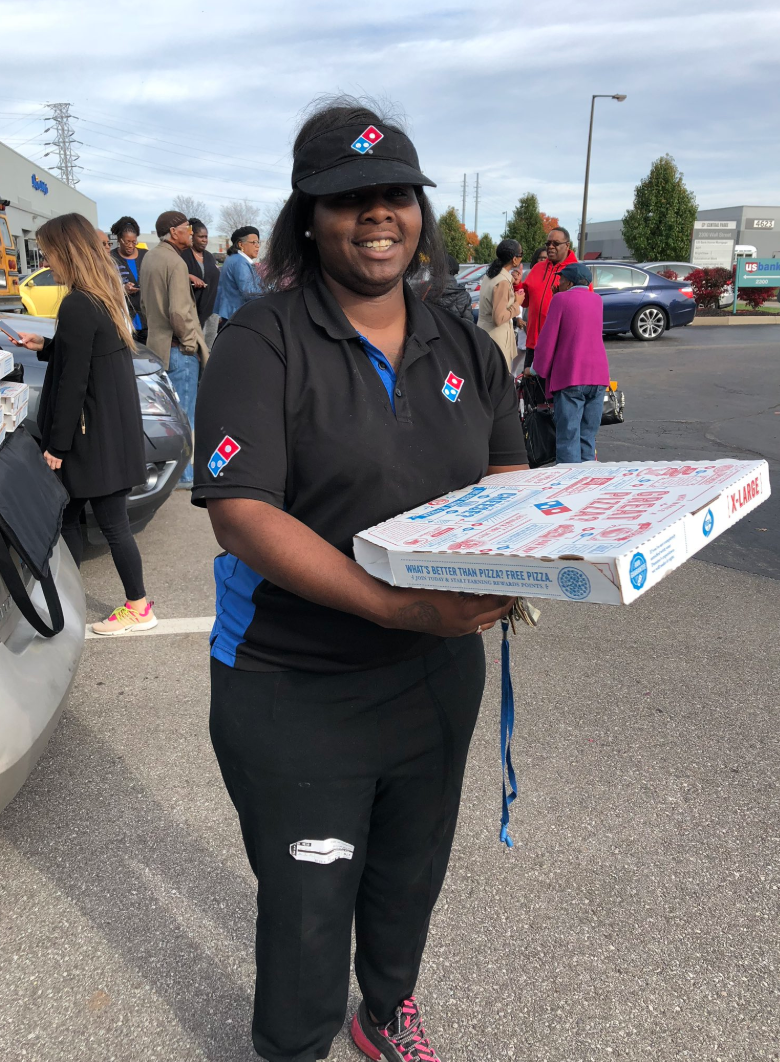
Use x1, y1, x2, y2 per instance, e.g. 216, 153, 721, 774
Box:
13, 212, 157, 635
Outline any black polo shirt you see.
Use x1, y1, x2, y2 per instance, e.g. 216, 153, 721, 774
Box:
192, 272, 527, 674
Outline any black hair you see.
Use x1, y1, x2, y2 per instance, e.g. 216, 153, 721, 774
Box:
446, 253, 459, 276
265, 94, 447, 295
486, 238, 521, 279
530, 246, 547, 267
226, 225, 260, 255
189, 217, 207, 234
110, 215, 140, 239
549, 226, 571, 244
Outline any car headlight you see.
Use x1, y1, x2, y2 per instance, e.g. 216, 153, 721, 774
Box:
136, 374, 180, 417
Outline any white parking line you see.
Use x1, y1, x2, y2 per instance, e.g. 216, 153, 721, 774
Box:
85, 616, 214, 640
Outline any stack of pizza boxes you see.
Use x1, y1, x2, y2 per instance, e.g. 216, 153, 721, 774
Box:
0, 347, 28, 448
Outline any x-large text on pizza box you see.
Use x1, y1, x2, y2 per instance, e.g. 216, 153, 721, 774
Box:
353, 461, 770, 604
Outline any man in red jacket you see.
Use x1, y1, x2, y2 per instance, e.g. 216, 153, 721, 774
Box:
521, 226, 578, 369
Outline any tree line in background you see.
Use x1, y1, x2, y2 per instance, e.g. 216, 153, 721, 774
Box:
437, 193, 559, 265
437, 155, 702, 267
170, 194, 286, 241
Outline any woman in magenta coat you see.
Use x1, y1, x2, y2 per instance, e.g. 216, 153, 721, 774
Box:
529, 263, 610, 463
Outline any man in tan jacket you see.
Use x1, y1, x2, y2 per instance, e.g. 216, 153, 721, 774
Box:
141, 210, 208, 489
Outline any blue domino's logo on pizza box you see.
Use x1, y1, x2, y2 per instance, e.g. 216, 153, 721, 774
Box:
702, 509, 714, 537
629, 552, 648, 590
557, 566, 591, 600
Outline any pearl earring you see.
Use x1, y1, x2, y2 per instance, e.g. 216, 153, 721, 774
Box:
304, 230, 312, 239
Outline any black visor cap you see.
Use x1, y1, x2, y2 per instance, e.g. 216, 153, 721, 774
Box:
291, 123, 436, 196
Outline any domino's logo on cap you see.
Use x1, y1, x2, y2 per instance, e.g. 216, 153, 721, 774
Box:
208, 435, 241, 477
351, 126, 384, 154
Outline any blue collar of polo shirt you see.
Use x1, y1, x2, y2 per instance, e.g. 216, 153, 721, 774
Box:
303, 271, 441, 349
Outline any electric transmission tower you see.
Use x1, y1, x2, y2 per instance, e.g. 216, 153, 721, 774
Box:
43, 103, 82, 187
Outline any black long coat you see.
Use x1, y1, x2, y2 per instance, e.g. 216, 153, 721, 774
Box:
37, 289, 146, 499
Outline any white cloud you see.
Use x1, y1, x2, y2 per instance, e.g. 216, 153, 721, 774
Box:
1, 0, 777, 237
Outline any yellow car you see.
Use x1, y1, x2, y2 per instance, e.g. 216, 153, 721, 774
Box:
19, 267, 67, 318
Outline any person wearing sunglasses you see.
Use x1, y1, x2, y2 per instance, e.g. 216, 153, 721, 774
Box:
519, 226, 577, 371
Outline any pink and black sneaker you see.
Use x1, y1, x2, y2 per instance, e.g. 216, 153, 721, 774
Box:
351, 997, 442, 1062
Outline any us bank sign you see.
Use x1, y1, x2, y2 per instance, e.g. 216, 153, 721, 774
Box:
31, 173, 49, 195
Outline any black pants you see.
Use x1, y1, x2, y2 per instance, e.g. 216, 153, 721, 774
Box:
61, 490, 146, 601
210, 635, 486, 1062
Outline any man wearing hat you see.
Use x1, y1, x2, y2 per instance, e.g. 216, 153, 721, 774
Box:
528, 262, 610, 463
140, 210, 208, 488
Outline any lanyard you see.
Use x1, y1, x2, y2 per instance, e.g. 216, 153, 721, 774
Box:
499, 617, 518, 847
498, 599, 541, 847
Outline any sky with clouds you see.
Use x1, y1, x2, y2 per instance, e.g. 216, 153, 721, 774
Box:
2, 0, 777, 241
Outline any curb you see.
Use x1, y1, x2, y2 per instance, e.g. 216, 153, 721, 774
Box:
690, 315, 780, 326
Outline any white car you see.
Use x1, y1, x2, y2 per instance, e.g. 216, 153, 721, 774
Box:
0, 520, 85, 812
640, 261, 733, 308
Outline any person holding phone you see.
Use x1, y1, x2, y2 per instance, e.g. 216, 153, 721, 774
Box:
12, 212, 156, 636
110, 215, 148, 343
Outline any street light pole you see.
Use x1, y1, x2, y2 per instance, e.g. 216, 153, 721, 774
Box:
578, 93, 627, 259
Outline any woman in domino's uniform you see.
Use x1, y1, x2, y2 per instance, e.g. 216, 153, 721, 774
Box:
192, 95, 528, 1062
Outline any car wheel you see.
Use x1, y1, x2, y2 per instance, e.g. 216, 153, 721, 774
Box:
631, 305, 666, 341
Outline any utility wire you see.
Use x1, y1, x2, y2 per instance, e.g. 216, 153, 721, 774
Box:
80, 167, 276, 206
80, 142, 286, 194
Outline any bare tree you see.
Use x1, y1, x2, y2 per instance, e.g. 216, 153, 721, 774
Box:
171, 195, 213, 227
218, 199, 261, 239
259, 197, 288, 239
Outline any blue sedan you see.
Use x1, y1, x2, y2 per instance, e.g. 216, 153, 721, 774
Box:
585, 262, 696, 341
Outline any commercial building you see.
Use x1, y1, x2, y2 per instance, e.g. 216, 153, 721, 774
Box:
0, 140, 99, 273
580, 206, 780, 263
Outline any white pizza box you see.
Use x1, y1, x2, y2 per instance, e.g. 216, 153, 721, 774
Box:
0, 381, 28, 415
0, 350, 14, 380
354, 460, 771, 605
3, 400, 28, 432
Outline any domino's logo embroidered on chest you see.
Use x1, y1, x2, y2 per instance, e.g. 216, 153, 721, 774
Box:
442, 371, 464, 402
208, 435, 241, 476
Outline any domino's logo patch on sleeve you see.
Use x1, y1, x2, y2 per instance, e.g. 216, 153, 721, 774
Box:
629, 552, 648, 590
209, 435, 241, 476
557, 567, 591, 600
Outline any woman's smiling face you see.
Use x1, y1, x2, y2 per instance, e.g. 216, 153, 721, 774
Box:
311, 184, 422, 296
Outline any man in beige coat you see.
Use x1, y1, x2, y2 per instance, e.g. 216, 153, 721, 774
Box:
141, 210, 208, 489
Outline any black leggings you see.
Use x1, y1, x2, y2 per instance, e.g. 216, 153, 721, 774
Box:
61, 490, 146, 602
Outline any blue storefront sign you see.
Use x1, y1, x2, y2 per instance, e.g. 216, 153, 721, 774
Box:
31, 174, 49, 195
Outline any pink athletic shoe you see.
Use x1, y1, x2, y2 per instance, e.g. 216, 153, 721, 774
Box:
351, 997, 442, 1062
91, 601, 157, 636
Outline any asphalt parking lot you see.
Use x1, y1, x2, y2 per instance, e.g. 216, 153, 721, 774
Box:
1, 325, 778, 1062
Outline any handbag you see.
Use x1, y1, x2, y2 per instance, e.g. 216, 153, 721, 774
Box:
518, 375, 557, 468
601, 388, 626, 426
0, 425, 69, 637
